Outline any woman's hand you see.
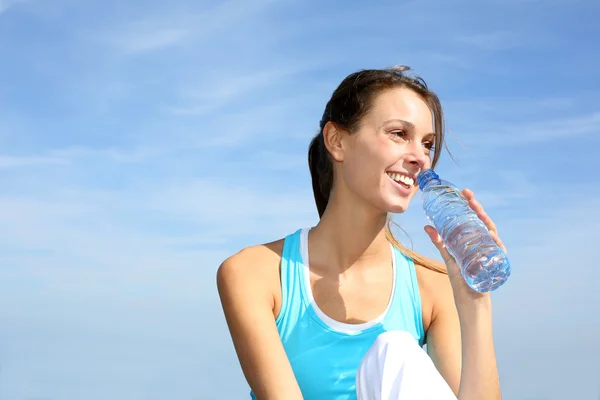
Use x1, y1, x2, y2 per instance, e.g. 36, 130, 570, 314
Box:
424, 188, 504, 399
423, 188, 507, 303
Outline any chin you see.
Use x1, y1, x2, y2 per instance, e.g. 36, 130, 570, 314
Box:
386, 202, 410, 215
385, 191, 419, 214
367, 189, 415, 215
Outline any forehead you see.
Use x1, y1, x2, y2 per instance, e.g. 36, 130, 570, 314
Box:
363, 87, 433, 130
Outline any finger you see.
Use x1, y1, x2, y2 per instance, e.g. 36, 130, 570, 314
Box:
462, 188, 475, 201
472, 199, 498, 234
463, 190, 499, 235
424, 225, 455, 265
490, 230, 508, 254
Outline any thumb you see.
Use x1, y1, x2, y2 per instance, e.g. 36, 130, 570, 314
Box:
424, 225, 455, 266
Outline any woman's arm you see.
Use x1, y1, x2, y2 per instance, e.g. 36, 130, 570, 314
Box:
455, 295, 500, 400
425, 189, 504, 400
426, 275, 501, 400
217, 245, 303, 400
424, 269, 462, 395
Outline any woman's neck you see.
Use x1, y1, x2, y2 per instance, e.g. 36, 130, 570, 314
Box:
309, 191, 390, 274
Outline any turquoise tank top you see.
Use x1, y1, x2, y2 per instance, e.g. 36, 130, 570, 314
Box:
250, 228, 425, 400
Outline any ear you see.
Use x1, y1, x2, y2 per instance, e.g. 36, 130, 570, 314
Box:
322, 121, 346, 162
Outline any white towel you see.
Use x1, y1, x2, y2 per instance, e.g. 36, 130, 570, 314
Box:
356, 331, 458, 400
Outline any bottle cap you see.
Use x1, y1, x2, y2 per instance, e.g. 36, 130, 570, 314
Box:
417, 169, 439, 189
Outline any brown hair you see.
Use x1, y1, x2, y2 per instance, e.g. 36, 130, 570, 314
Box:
308, 65, 446, 273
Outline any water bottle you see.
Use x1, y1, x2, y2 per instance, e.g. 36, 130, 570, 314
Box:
416, 169, 511, 292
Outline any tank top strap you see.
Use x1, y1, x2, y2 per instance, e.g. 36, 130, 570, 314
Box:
387, 245, 425, 345
275, 228, 306, 334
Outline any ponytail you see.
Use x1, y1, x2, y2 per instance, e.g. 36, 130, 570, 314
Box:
308, 132, 332, 219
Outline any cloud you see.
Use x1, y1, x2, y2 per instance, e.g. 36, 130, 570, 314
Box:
455, 31, 527, 51
445, 96, 577, 116
0, 155, 70, 169
93, 0, 288, 55
0, 0, 23, 14
483, 111, 600, 146
92, 15, 191, 55
466, 170, 538, 208
441, 95, 599, 151
48, 145, 165, 163
112, 26, 190, 54
0, 171, 318, 284
167, 62, 326, 116
0, 172, 315, 398
248, 150, 308, 170
145, 178, 317, 230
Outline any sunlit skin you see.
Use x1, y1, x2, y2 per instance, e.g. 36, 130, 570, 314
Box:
325, 88, 435, 215
217, 85, 505, 400
309, 86, 506, 321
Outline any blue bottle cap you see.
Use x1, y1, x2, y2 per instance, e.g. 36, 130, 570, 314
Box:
417, 169, 439, 189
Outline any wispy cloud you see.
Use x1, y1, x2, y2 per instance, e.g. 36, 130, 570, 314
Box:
49, 146, 165, 163
484, 112, 600, 146
466, 170, 538, 208
114, 26, 190, 54
0, 155, 69, 169
441, 95, 599, 151
0, 0, 23, 14
167, 62, 325, 116
455, 31, 527, 51
94, 0, 288, 55
445, 96, 577, 119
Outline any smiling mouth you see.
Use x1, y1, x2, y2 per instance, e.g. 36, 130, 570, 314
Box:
386, 172, 415, 188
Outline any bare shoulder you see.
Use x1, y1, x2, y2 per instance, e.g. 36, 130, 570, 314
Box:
216, 239, 285, 316
218, 239, 284, 277
216, 238, 305, 398
414, 255, 451, 295
413, 255, 455, 332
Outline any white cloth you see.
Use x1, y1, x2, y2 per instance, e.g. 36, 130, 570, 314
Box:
356, 331, 458, 400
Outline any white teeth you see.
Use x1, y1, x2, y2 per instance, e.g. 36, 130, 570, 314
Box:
400, 175, 414, 186
387, 172, 414, 186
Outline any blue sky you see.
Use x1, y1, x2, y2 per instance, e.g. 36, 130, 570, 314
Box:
1, 0, 599, 399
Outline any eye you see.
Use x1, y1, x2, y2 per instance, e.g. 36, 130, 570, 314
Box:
423, 141, 435, 151
391, 130, 407, 138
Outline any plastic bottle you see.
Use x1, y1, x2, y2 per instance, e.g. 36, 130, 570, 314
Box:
417, 169, 511, 292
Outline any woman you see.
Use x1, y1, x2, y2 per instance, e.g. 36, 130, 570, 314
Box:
217, 66, 505, 400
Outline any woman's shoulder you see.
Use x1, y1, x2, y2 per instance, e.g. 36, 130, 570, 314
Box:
413, 255, 450, 292
216, 238, 286, 315
218, 238, 285, 285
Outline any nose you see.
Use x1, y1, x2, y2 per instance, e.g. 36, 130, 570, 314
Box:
405, 140, 429, 169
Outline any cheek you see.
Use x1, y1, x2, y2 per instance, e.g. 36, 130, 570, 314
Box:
344, 157, 381, 188
343, 142, 385, 188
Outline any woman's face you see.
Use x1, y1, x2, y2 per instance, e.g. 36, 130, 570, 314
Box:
335, 87, 435, 214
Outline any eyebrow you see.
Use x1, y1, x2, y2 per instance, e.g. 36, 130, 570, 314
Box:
382, 119, 435, 137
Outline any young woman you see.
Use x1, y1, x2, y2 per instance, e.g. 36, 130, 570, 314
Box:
217, 66, 505, 400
